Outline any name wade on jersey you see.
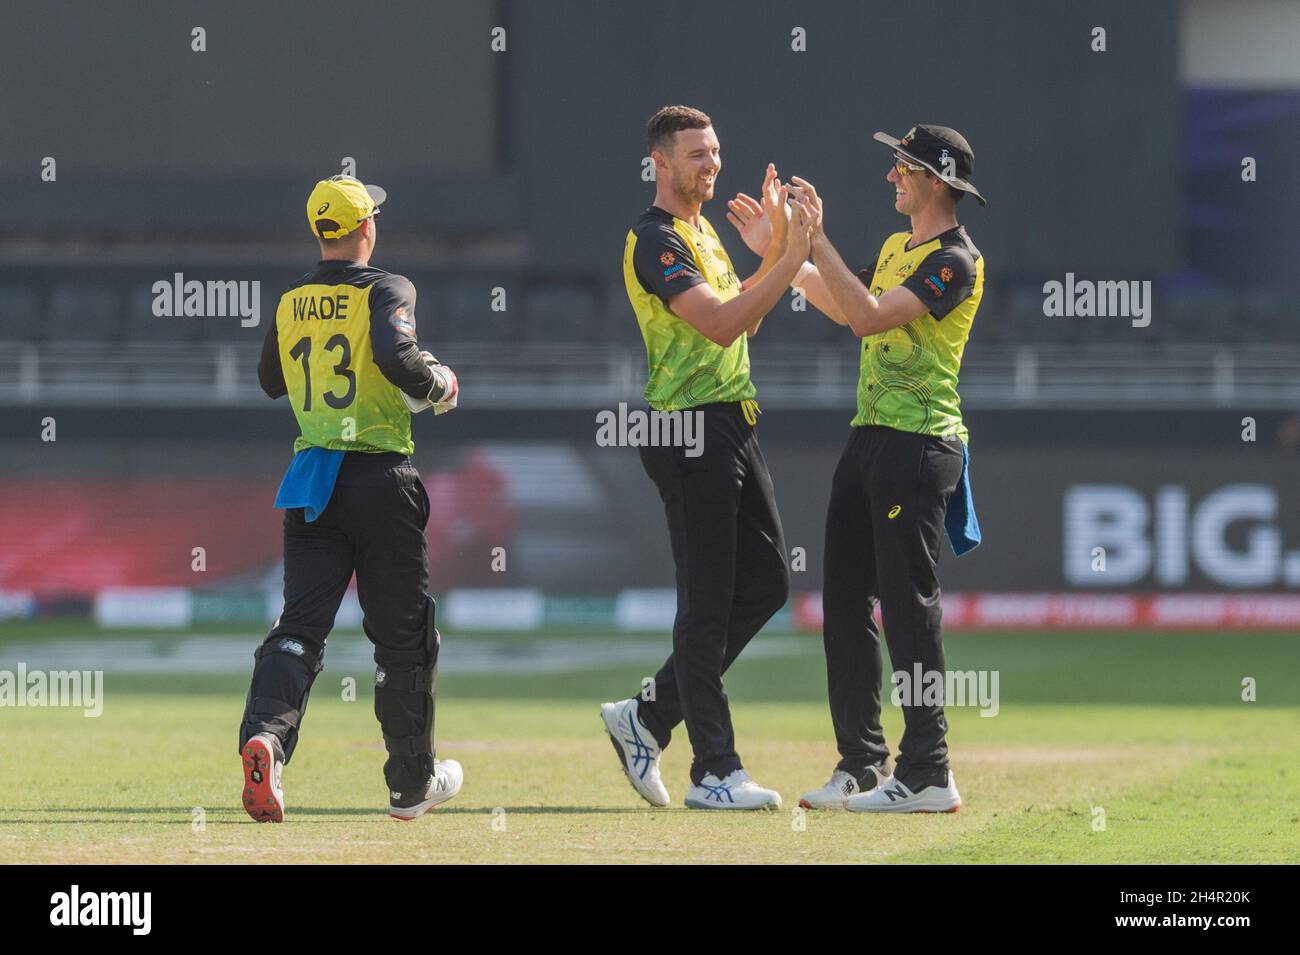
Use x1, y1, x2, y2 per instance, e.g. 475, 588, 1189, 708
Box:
288, 291, 351, 322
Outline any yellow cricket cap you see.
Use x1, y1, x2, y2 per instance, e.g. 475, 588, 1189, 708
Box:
307, 175, 388, 239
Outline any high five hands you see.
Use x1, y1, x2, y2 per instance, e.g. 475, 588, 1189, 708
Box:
727, 163, 789, 257
788, 176, 824, 243
727, 165, 820, 261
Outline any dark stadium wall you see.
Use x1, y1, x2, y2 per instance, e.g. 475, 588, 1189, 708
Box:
508, 0, 1183, 281
2, 0, 1181, 274
0, 0, 509, 233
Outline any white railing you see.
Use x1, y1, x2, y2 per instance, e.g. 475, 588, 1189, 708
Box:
1, 341, 1298, 409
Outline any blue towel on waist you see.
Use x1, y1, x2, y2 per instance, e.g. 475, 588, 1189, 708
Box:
274, 447, 346, 522
944, 442, 982, 557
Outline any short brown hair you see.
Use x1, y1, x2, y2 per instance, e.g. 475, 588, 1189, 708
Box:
646, 105, 712, 155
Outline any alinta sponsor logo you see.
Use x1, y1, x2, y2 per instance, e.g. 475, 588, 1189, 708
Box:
0, 663, 103, 717
1042, 272, 1152, 328
595, 402, 704, 457
151, 272, 261, 328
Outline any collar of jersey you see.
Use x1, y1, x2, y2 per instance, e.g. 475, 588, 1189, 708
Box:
904, 224, 963, 253
651, 205, 707, 235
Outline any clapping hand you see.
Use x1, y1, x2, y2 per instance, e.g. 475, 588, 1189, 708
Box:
726, 163, 790, 256
788, 176, 824, 239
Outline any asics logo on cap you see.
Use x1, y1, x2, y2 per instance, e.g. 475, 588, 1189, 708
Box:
307, 176, 386, 239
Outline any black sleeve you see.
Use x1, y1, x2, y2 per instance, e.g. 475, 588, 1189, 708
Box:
632, 223, 707, 304
901, 247, 976, 320
855, 257, 880, 289
257, 314, 287, 399
368, 274, 443, 402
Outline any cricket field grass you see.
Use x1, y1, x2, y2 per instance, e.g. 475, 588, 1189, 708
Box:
1, 624, 1296, 864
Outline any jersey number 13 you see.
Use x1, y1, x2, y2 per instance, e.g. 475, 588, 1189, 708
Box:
288, 334, 357, 411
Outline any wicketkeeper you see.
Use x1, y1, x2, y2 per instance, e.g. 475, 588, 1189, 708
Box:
238, 175, 463, 822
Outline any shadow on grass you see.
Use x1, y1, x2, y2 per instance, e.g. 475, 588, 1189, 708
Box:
2, 805, 662, 822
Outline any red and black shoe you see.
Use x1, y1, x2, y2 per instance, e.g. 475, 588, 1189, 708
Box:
241, 733, 285, 823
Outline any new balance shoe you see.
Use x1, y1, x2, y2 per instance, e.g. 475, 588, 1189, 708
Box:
241, 733, 285, 823
844, 770, 962, 813
684, 769, 781, 810
389, 759, 464, 820
799, 762, 890, 810
600, 698, 670, 807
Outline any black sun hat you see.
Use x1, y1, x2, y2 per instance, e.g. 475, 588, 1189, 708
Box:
873, 124, 987, 206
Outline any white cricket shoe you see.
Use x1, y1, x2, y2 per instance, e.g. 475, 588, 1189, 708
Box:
844, 770, 962, 814
389, 759, 464, 820
684, 769, 781, 810
799, 763, 890, 810
601, 698, 670, 807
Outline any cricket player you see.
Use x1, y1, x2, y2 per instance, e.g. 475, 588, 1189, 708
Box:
770, 125, 986, 812
601, 105, 815, 810
238, 175, 463, 822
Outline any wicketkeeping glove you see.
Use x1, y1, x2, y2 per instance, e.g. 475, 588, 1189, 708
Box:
402, 354, 459, 415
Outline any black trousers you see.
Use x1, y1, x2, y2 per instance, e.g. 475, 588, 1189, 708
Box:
238, 450, 439, 792
821, 425, 964, 786
635, 402, 790, 785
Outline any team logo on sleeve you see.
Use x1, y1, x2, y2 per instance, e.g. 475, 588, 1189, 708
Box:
940, 266, 954, 282
662, 256, 688, 280
389, 306, 416, 336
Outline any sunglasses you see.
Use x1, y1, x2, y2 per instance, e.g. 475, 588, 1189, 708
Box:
893, 154, 928, 177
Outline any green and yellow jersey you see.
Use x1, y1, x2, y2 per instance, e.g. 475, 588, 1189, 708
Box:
623, 206, 755, 412
257, 261, 437, 454
853, 225, 983, 444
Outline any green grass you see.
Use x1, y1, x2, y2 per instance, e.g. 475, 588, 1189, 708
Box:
0, 629, 1296, 864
